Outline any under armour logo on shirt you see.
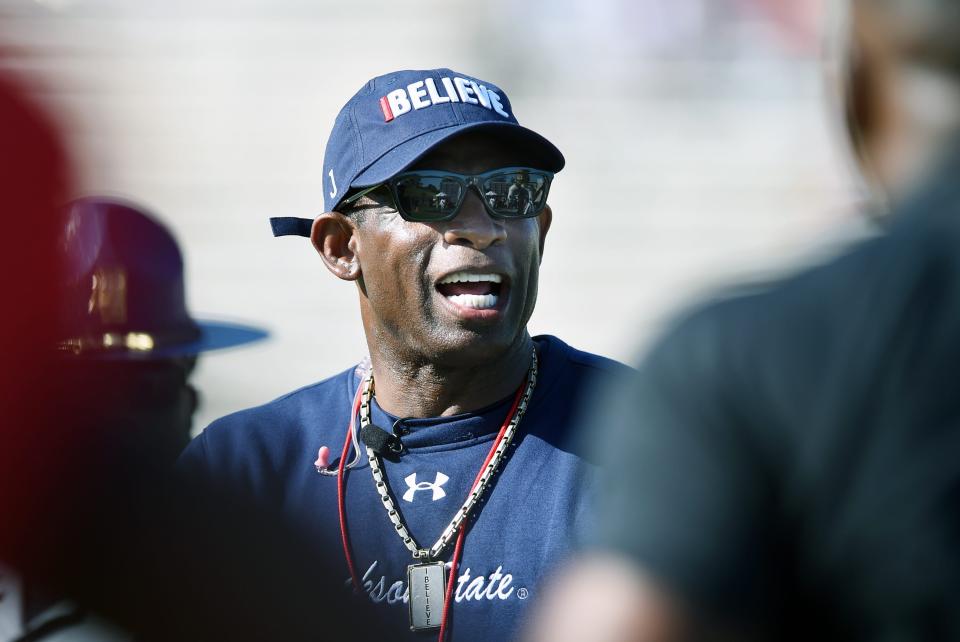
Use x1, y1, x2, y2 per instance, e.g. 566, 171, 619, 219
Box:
402, 472, 449, 503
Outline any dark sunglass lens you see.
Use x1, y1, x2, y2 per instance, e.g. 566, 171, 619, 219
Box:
393, 175, 464, 220
485, 171, 550, 218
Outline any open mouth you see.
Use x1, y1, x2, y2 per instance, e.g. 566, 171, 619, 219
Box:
435, 272, 504, 310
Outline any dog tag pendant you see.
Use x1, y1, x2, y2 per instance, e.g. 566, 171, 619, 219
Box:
407, 561, 445, 631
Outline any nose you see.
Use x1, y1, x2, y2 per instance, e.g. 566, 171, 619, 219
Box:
442, 188, 506, 250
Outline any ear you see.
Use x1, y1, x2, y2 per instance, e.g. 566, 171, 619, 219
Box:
311, 212, 361, 281
536, 205, 552, 261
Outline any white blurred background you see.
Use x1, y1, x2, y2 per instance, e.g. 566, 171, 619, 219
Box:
0, 0, 860, 431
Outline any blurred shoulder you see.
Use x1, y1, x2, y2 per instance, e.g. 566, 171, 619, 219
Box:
639, 217, 951, 401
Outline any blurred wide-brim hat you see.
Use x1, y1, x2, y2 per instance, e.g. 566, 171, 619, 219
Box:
60, 196, 268, 359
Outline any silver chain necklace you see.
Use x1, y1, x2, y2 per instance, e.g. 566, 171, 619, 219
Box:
359, 347, 538, 631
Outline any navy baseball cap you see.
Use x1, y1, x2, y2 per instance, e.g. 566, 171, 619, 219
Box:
60, 197, 268, 359
271, 68, 565, 237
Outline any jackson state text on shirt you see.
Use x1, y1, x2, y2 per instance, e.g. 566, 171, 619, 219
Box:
351, 560, 518, 606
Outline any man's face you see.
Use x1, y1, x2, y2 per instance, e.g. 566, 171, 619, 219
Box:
351, 129, 551, 366
57, 357, 199, 471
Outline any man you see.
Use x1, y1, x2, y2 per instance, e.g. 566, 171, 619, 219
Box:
179, 68, 628, 641
507, 174, 532, 217
2, 197, 269, 641
55, 197, 268, 464
527, 1, 960, 641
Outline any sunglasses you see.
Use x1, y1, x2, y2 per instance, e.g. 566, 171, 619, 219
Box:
341, 166, 554, 222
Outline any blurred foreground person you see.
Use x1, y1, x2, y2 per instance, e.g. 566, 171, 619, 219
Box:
0, 62, 73, 642
58, 197, 269, 455
2, 197, 268, 640
527, 1, 960, 641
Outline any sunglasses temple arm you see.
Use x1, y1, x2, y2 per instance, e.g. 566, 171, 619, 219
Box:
341, 184, 383, 206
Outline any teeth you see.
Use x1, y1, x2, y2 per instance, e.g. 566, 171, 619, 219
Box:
438, 272, 503, 285
447, 294, 499, 309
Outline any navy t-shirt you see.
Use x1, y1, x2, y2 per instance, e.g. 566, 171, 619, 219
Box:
179, 335, 628, 641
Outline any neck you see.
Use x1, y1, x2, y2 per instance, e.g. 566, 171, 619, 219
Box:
367, 333, 535, 418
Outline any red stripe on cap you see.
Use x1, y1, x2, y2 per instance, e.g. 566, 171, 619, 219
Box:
379, 96, 394, 122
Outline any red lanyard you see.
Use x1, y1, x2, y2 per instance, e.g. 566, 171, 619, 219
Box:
337, 380, 365, 597
337, 377, 527, 642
